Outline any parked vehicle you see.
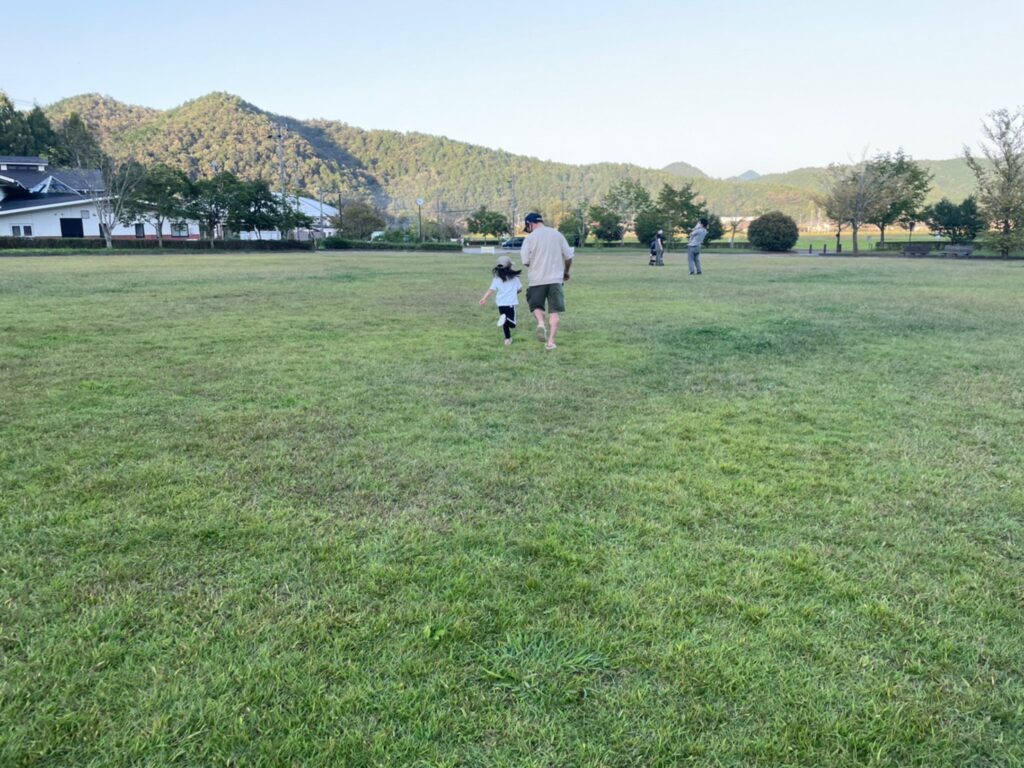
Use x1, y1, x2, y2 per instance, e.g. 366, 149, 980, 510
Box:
501, 237, 524, 249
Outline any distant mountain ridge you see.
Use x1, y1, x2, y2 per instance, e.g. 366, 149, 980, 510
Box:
662, 161, 708, 179
43, 92, 977, 226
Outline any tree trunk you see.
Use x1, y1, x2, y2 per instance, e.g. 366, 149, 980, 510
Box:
879, 224, 886, 246
155, 216, 164, 247
851, 223, 859, 256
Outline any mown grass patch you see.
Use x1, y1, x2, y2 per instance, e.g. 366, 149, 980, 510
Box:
2, 251, 1022, 766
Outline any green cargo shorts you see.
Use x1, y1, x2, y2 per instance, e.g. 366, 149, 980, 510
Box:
527, 283, 565, 313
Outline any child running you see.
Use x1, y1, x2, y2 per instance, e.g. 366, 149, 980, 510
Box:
478, 254, 523, 346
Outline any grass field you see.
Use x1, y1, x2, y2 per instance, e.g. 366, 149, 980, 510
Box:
2, 251, 1022, 766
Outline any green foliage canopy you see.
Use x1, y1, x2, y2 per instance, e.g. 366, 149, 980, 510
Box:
922, 197, 987, 244
588, 205, 624, 243
333, 200, 386, 240
747, 211, 799, 251
466, 207, 509, 238
964, 108, 1024, 257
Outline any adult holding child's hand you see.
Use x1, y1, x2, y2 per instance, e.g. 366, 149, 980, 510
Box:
520, 212, 574, 350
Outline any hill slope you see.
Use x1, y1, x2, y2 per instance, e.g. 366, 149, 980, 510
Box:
43, 93, 980, 226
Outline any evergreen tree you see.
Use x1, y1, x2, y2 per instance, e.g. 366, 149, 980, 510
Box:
24, 107, 61, 159
58, 112, 103, 168
922, 197, 987, 244
0, 92, 30, 155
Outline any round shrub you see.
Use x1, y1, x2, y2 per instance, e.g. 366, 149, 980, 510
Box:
747, 211, 799, 252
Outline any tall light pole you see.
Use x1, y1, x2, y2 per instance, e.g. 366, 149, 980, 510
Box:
416, 198, 424, 242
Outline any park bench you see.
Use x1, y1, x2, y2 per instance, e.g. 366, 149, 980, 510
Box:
901, 243, 932, 257
943, 244, 975, 258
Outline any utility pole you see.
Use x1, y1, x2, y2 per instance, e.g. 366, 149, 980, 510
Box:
436, 189, 443, 241
508, 174, 517, 236
270, 123, 286, 202
560, 172, 569, 223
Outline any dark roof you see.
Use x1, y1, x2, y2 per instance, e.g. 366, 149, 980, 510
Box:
0, 168, 103, 193
0, 169, 49, 189
51, 169, 103, 191
0, 193, 92, 213
0, 155, 46, 165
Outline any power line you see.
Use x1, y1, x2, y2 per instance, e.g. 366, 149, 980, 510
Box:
5, 94, 40, 109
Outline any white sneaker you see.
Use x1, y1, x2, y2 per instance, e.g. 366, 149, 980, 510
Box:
497, 314, 507, 327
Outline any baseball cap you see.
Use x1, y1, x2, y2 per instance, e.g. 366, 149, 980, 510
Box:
524, 212, 543, 225
495, 255, 512, 268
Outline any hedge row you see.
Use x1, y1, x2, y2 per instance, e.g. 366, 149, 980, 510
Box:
320, 238, 462, 251
0, 237, 314, 251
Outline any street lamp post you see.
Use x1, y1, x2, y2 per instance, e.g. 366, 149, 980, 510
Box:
416, 198, 424, 242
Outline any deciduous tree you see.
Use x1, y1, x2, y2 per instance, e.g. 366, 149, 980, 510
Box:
466, 207, 509, 239
656, 182, 702, 240
332, 200, 386, 240
557, 205, 589, 247
864, 150, 932, 244
228, 179, 285, 239
964, 108, 1024, 257
588, 204, 623, 243
90, 157, 146, 249
187, 171, 240, 245
122, 164, 191, 246
818, 159, 902, 255
602, 179, 652, 236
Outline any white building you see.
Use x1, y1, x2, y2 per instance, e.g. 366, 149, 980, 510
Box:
0, 156, 200, 240
238, 194, 339, 241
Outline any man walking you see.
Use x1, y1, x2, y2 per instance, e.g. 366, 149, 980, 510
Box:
520, 212, 573, 350
688, 217, 708, 275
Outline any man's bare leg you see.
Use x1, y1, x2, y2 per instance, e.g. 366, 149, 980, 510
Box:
533, 308, 547, 340
547, 313, 560, 347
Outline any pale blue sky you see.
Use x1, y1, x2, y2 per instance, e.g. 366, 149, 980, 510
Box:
3, 0, 1021, 177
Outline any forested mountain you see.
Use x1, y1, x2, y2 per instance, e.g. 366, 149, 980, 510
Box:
41, 92, 981, 227
662, 161, 707, 179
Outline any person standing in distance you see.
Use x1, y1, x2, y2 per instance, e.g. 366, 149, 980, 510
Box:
520, 212, 573, 350
688, 217, 708, 275
650, 229, 666, 266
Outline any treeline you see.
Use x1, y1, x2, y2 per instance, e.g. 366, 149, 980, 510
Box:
0, 93, 102, 167
16, 91, 1017, 250
39, 92, 825, 225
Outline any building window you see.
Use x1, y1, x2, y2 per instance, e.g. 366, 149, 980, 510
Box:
12, 225, 21, 236
23, 225, 32, 237
171, 221, 189, 238
135, 223, 145, 239
81, 210, 90, 219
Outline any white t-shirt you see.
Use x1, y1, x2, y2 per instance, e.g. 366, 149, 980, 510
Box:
489, 275, 521, 306
521, 225, 574, 286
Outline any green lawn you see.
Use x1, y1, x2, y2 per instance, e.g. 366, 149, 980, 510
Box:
2, 251, 1022, 766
